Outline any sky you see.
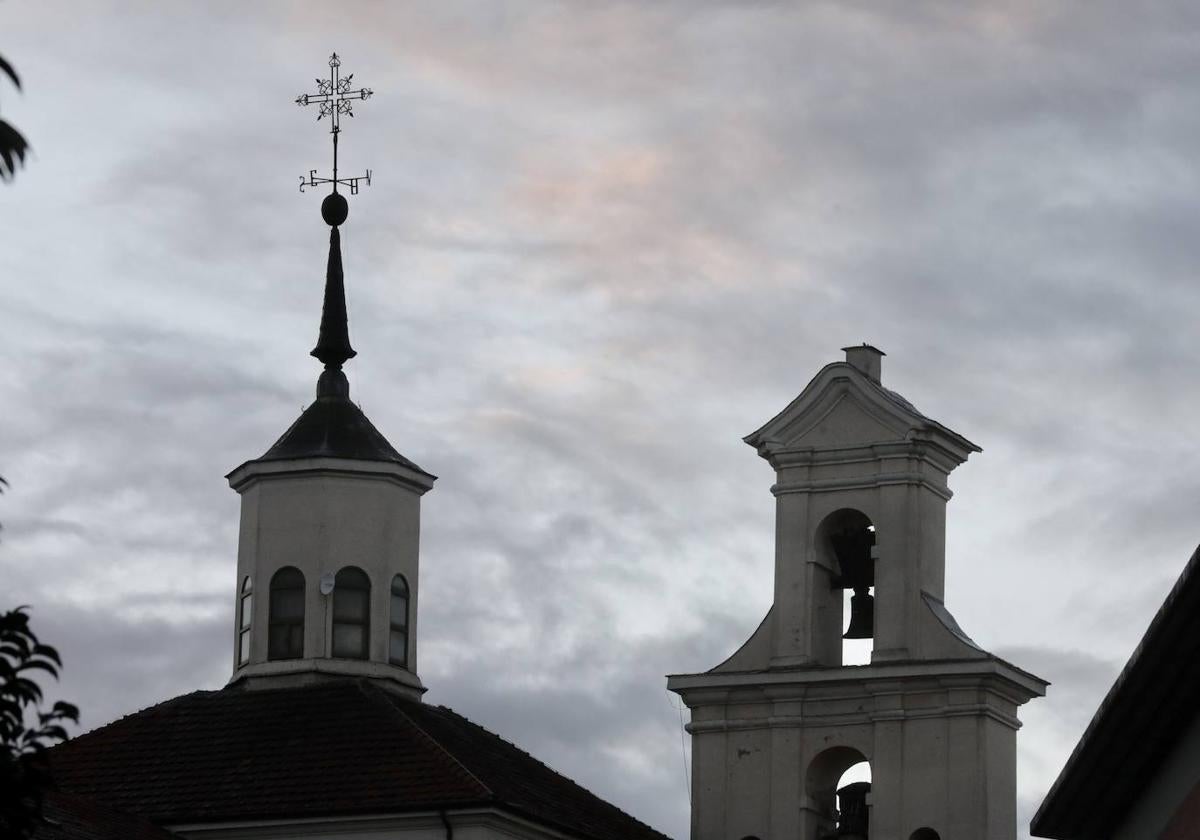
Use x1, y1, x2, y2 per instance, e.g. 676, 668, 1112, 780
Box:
3, 2, 1200, 837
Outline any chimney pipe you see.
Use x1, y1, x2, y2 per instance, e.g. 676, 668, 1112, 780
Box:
842, 344, 885, 382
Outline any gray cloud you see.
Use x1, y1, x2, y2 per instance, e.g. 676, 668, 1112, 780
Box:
5, 2, 1200, 838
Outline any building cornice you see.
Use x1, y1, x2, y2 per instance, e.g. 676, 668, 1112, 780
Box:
226, 455, 435, 494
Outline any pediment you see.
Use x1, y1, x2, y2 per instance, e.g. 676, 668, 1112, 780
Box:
745, 362, 979, 459
784, 391, 906, 448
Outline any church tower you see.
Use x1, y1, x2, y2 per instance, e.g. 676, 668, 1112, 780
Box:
668, 346, 1046, 840
226, 61, 434, 699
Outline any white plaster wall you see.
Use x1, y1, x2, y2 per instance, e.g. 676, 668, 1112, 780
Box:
675, 662, 1039, 840
229, 458, 431, 689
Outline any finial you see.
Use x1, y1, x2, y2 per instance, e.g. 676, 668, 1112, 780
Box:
297, 52, 374, 211
296, 53, 372, 392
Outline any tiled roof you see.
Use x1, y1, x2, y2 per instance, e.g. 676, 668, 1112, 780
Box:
49, 680, 670, 840
35, 791, 179, 840
1031, 545, 1200, 838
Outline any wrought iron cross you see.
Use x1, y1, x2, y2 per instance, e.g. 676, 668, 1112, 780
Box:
296, 53, 373, 195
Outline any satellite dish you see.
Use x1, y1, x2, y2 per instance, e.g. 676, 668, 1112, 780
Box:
319, 572, 336, 595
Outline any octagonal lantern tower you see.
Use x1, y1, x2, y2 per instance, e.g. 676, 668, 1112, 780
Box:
225, 54, 434, 700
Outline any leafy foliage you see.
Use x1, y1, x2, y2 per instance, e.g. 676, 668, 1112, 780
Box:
0, 52, 30, 181
0, 607, 79, 839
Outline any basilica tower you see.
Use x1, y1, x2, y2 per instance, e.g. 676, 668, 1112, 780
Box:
668, 346, 1046, 840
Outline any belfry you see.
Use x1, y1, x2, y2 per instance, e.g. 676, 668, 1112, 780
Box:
668, 345, 1047, 840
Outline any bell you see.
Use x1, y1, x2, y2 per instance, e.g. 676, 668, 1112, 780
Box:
836, 781, 871, 838
843, 589, 874, 639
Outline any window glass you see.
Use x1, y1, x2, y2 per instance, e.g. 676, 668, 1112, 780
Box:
389, 629, 407, 665
390, 594, 407, 627
331, 567, 370, 660
238, 577, 253, 666
268, 567, 305, 661
275, 589, 305, 621
389, 575, 409, 667
333, 624, 365, 658
333, 589, 368, 622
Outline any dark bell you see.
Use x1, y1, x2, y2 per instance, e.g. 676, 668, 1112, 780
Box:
836, 781, 871, 837
321, 192, 349, 226
843, 589, 874, 639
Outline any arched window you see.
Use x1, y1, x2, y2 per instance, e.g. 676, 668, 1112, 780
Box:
910, 830, 941, 840
332, 567, 370, 659
389, 574, 410, 667
237, 577, 253, 666
268, 567, 305, 660
805, 747, 870, 836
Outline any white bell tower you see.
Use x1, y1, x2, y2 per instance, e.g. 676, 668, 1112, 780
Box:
668, 346, 1046, 840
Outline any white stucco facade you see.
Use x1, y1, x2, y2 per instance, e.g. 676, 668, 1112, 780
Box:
226, 454, 435, 698
668, 346, 1047, 840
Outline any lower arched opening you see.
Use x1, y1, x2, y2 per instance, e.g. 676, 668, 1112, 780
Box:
805, 746, 871, 839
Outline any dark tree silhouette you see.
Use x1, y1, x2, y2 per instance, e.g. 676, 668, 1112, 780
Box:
0, 607, 79, 839
0, 52, 30, 181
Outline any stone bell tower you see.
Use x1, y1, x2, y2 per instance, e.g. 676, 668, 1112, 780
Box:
667, 346, 1046, 840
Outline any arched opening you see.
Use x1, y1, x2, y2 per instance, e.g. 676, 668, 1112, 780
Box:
909, 829, 940, 840
815, 509, 876, 666
836, 761, 872, 838
389, 574, 410, 667
268, 567, 305, 660
332, 566, 370, 659
237, 576, 253, 666
805, 746, 871, 838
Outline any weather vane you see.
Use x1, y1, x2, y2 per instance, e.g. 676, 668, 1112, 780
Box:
296, 53, 373, 203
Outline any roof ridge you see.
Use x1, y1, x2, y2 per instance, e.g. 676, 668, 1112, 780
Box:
426, 702, 672, 840
357, 682, 495, 801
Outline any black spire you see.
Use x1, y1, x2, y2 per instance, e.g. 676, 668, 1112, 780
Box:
311, 194, 356, 374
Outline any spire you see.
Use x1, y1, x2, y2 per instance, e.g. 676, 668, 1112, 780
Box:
311, 194, 356, 371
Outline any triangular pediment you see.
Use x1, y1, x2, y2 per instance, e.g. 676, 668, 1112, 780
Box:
785, 391, 906, 448
745, 362, 980, 459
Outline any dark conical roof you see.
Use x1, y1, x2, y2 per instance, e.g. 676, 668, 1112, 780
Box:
247, 206, 429, 478
257, 370, 431, 476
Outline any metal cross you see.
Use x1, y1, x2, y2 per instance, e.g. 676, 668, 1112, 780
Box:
296, 53, 373, 195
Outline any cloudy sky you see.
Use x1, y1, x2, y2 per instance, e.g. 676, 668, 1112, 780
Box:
4, 2, 1200, 837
